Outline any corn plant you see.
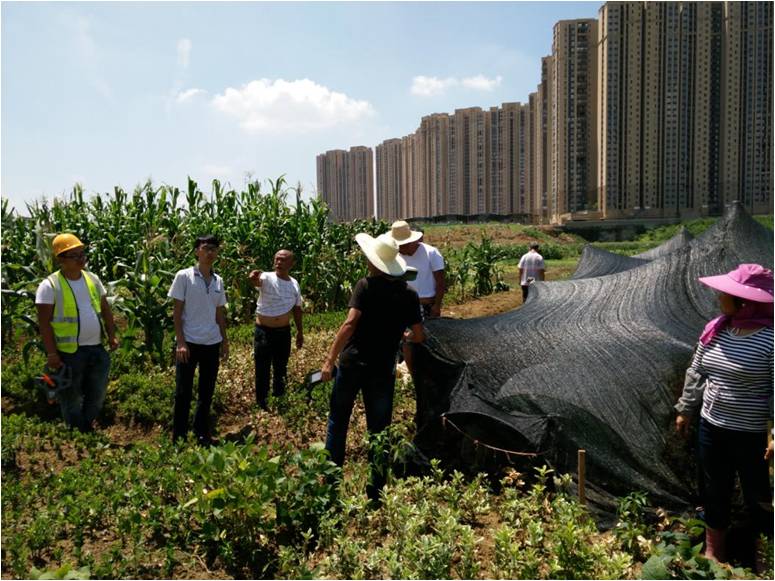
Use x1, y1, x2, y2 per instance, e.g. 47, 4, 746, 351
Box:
1, 176, 389, 363
112, 238, 176, 365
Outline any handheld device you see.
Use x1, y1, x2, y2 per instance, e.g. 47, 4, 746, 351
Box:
307, 366, 338, 387
34, 364, 73, 404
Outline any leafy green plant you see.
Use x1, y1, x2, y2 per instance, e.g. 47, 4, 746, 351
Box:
641, 518, 750, 580
28, 564, 91, 580
615, 491, 651, 560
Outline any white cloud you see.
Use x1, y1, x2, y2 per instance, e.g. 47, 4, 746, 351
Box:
410, 76, 458, 97
461, 74, 503, 92
177, 38, 192, 69
175, 88, 207, 103
411, 74, 504, 97
211, 78, 374, 134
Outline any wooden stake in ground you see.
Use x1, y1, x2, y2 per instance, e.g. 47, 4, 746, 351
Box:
578, 449, 586, 505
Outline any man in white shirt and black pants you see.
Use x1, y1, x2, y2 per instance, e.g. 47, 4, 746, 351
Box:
168, 235, 229, 445
518, 242, 545, 302
248, 249, 304, 410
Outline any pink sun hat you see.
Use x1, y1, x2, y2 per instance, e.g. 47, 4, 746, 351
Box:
698, 263, 774, 304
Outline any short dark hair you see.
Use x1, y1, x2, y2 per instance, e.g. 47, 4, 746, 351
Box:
529, 242, 540, 250
194, 235, 220, 250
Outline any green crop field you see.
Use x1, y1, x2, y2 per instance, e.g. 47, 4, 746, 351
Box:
1, 180, 770, 579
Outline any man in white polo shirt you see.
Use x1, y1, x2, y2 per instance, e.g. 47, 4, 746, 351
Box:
248, 249, 304, 410
168, 234, 228, 445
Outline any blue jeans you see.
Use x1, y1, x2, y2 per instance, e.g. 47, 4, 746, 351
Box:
698, 418, 772, 532
58, 345, 111, 432
325, 363, 395, 500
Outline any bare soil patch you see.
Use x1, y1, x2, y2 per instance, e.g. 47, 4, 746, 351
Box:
445, 288, 523, 319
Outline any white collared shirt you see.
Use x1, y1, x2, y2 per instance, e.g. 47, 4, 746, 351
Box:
168, 266, 227, 345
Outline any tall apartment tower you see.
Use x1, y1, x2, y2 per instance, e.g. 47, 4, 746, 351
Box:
528, 92, 539, 220
316, 146, 374, 222
720, 2, 773, 214
551, 19, 599, 222
489, 102, 532, 216
376, 138, 402, 221
533, 56, 554, 224
417, 113, 451, 216
449, 107, 489, 215
316, 149, 347, 221
401, 134, 420, 219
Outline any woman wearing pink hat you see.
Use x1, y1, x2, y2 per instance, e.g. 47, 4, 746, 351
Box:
675, 264, 774, 564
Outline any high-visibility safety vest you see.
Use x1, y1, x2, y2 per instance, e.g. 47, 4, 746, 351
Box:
47, 270, 104, 354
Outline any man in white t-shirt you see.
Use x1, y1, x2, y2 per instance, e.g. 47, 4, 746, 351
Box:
388, 221, 446, 319
388, 220, 445, 374
168, 234, 228, 445
248, 249, 304, 410
518, 242, 545, 302
35, 233, 118, 432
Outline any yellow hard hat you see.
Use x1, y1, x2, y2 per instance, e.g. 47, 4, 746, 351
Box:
52, 233, 85, 257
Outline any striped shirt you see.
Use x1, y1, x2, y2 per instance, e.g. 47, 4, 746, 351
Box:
690, 327, 773, 432
256, 272, 302, 317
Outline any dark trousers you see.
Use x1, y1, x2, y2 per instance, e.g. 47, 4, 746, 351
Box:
698, 418, 772, 532
325, 363, 395, 500
521, 285, 530, 302
173, 342, 221, 442
58, 345, 111, 432
254, 325, 291, 407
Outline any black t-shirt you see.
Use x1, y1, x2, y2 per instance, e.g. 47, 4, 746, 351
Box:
340, 275, 422, 374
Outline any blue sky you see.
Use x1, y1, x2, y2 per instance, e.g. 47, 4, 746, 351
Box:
2, 1, 600, 212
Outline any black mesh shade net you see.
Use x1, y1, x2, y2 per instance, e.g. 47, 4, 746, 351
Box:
412, 203, 773, 515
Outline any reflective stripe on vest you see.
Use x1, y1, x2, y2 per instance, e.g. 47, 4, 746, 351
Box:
48, 270, 103, 353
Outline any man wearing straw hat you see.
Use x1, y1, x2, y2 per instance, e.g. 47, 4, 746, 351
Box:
388, 220, 446, 320
321, 233, 425, 502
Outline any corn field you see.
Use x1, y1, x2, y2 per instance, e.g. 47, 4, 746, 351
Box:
1, 177, 386, 362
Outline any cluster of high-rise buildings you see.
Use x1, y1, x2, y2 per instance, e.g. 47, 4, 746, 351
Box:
317, 1, 773, 224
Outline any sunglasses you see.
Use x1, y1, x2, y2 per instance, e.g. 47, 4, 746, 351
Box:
200, 244, 220, 253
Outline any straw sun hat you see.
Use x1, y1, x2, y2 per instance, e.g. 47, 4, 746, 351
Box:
388, 220, 423, 245
355, 233, 410, 277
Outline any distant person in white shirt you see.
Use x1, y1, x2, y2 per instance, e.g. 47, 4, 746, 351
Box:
168, 234, 229, 446
248, 249, 304, 410
518, 242, 545, 302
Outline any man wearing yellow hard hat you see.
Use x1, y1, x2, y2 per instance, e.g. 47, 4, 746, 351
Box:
35, 233, 118, 432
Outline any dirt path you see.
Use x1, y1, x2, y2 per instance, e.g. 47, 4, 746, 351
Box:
445, 288, 523, 319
